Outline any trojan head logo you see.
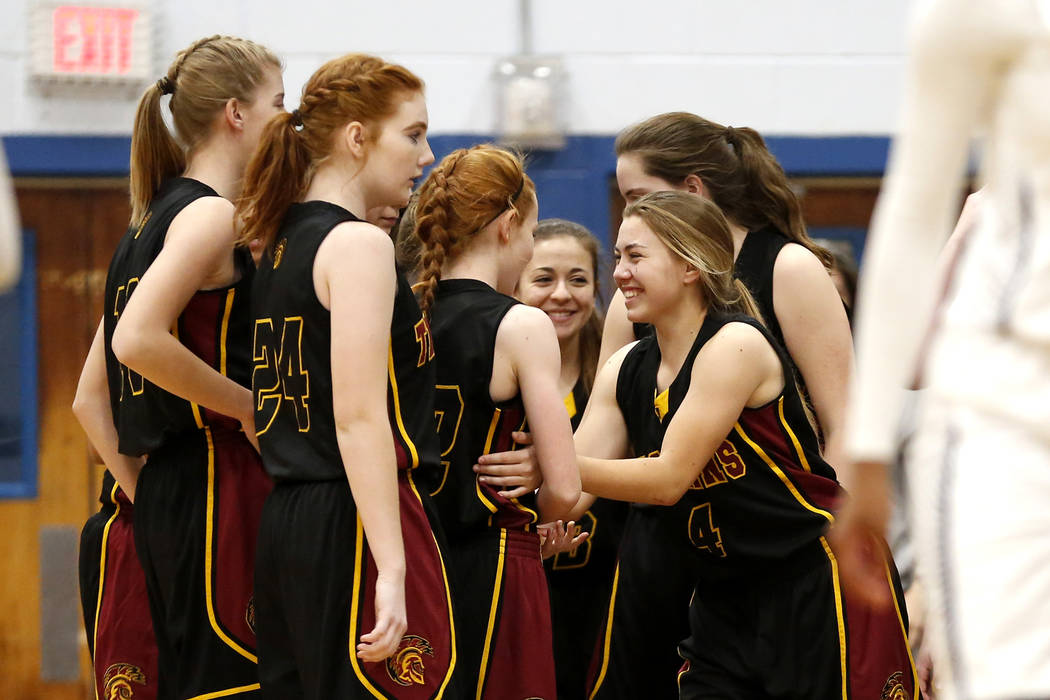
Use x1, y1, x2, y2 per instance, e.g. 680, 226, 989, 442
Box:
102, 663, 146, 699
246, 595, 256, 634
273, 238, 287, 269
881, 671, 908, 700
386, 635, 434, 687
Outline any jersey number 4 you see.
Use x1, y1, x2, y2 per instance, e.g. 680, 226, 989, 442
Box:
688, 503, 726, 558
253, 317, 311, 434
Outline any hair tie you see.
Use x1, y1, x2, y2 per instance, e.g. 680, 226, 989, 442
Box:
156, 76, 174, 95
724, 125, 737, 145
290, 108, 303, 127
509, 175, 525, 205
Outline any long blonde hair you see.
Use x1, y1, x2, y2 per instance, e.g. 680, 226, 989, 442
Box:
129, 36, 280, 223
623, 191, 762, 321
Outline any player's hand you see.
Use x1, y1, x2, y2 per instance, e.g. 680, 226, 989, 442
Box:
357, 570, 407, 662
917, 644, 937, 699
538, 520, 589, 560
474, 432, 540, 499
828, 460, 893, 609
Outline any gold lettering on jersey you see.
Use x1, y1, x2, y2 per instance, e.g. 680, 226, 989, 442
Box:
414, 317, 435, 367
113, 277, 145, 400
133, 211, 152, 239
103, 662, 146, 699
272, 238, 287, 269
386, 635, 434, 686
688, 440, 747, 490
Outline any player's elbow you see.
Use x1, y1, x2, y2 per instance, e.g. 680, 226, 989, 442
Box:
648, 469, 692, 506
110, 323, 147, 371
538, 480, 581, 522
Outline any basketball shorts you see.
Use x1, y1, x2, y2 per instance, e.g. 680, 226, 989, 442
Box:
677, 539, 916, 699
254, 471, 457, 700
907, 396, 1050, 699
449, 528, 556, 700
80, 483, 159, 700
133, 427, 271, 699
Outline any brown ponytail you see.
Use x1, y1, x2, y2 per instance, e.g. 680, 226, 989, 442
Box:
128, 35, 280, 225
615, 112, 832, 268
237, 54, 424, 256
413, 145, 536, 314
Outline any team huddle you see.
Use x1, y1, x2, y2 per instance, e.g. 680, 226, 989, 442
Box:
74, 37, 918, 700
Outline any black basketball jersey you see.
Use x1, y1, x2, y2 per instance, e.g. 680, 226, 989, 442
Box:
563, 377, 588, 431
733, 226, 789, 350
427, 279, 537, 537
103, 177, 253, 456
251, 201, 440, 482
616, 310, 842, 579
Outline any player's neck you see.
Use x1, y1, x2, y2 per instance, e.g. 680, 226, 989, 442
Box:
304, 163, 367, 221
183, 144, 245, 203
652, 295, 708, 380
729, 221, 749, 261
441, 244, 503, 294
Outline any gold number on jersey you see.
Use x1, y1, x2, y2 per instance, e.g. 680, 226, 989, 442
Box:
253, 316, 311, 435
430, 385, 464, 495
551, 510, 596, 570
687, 502, 726, 558
113, 277, 145, 400
414, 317, 435, 367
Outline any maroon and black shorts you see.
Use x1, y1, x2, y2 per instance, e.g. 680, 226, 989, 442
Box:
254, 470, 457, 700
448, 528, 556, 700
133, 427, 272, 699
677, 538, 917, 699
80, 483, 159, 700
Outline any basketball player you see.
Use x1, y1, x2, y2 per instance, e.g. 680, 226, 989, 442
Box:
836, 1, 1050, 697
72, 36, 283, 700
599, 113, 852, 450
236, 54, 457, 699
574, 191, 915, 699
513, 218, 627, 700
411, 144, 580, 700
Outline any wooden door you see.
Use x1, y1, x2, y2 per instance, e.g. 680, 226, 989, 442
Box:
0, 180, 128, 700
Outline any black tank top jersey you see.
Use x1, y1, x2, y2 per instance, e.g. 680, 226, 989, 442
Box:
103, 177, 252, 456
427, 279, 537, 537
251, 201, 440, 483
733, 226, 790, 351
563, 377, 589, 431
615, 310, 842, 579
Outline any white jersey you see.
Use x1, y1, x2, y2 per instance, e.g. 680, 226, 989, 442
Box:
847, 0, 1050, 460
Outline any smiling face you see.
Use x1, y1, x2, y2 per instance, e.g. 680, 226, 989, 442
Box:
518, 235, 596, 343
613, 214, 692, 323
361, 91, 434, 209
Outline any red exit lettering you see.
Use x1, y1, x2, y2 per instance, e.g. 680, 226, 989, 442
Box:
53, 6, 138, 75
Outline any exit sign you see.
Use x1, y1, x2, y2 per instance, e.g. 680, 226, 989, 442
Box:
30, 0, 152, 83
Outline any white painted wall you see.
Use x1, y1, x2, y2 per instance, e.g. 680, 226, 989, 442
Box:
0, 0, 915, 136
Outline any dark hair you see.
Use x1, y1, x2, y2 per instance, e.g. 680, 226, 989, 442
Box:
237, 54, 424, 254
129, 36, 279, 223
616, 112, 831, 268
393, 192, 422, 281
413, 144, 536, 313
532, 219, 605, 394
